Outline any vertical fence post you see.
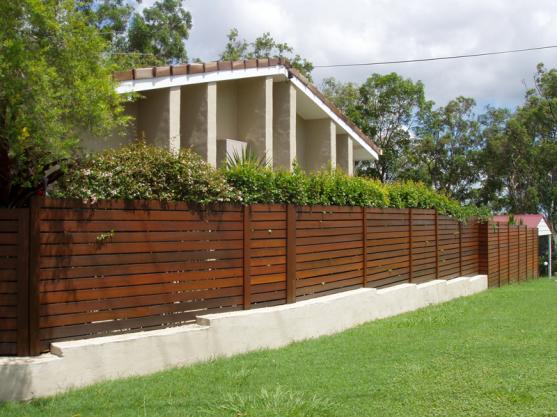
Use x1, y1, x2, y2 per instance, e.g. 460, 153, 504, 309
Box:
516, 225, 521, 282
458, 222, 463, 276
362, 206, 367, 287
243, 205, 251, 309
286, 204, 296, 304
497, 224, 501, 287
435, 210, 439, 279
16, 209, 30, 356
524, 226, 530, 280
28, 196, 41, 356
408, 208, 413, 283
507, 225, 511, 283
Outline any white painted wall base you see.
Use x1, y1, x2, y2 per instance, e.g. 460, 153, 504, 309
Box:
0, 275, 487, 401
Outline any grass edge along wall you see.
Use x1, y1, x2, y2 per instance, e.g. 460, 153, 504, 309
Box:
0, 197, 539, 357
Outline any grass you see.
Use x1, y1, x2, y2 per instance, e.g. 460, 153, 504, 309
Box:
2, 279, 557, 417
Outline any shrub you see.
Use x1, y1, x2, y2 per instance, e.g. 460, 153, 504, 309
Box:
52, 144, 490, 221
305, 170, 389, 207
223, 163, 276, 204
387, 181, 490, 221
51, 142, 237, 204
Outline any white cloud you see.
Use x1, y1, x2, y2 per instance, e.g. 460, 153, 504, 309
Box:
180, 0, 557, 108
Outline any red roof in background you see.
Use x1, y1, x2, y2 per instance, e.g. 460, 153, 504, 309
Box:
492, 214, 546, 229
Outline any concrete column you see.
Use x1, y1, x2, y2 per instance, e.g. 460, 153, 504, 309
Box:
336, 134, 353, 175
137, 86, 181, 151
265, 77, 273, 164
273, 82, 296, 170
168, 86, 181, 152
237, 77, 273, 164
207, 82, 217, 166
181, 82, 217, 166
305, 119, 336, 171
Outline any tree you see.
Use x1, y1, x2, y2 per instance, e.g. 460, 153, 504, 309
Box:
409, 97, 481, 202
219, 28, 314, 81
321, 77, 360, 115
475, 106, 513, 210
324, 74, 428, 183
127, 0, 192, 64
78, 0, 134, 49
0, 0, 127, 207
515, 64, 557, 231
79, 0, 192, 67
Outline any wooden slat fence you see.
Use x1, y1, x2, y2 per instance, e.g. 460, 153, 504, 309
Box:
484, 222, 539, 288
0, 198, 540, 356
0, 209, 29, 356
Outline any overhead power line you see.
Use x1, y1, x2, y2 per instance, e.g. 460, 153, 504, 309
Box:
313, 45, 557, 68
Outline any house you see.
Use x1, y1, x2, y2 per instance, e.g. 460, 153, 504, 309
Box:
492, 214, 551, 236
81, 58, 381, 174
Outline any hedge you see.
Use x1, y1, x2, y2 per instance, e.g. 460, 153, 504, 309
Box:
51, 143, 490, 221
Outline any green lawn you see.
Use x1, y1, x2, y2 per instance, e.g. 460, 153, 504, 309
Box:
2, 279, 557, 417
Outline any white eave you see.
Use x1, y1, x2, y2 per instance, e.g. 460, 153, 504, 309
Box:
116, 65, 379, 161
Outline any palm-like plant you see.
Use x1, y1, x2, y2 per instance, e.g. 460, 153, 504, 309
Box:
226, 146, 270, 169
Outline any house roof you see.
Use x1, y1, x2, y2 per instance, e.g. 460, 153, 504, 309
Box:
113, 58, 382, 158
492, 214, 552, 236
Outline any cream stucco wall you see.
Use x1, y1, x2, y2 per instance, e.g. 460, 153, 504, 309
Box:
137, 87, 180, 151
237, 77, 273, 163
303, 119, 337, 171
273, 82, 296, 170
80, 75, 367, 175
336, 134, 353, 175
216, 81, 238, 142
295, 115, 307, 170
181, 82, 217, 165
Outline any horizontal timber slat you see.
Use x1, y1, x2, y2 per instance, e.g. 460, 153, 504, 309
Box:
0, 199, 539, 356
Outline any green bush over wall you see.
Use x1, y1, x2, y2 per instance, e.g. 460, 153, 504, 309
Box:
50, 142, 236, 204
52, 143, 490, 221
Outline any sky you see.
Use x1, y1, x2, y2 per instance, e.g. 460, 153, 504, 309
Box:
177, 0, 557, 110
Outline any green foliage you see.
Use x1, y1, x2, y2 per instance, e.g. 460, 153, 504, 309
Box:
304, 171, 389, 207
80, 0, 192, 68
387, 181, 489, 221
0, 0, 127, 207
79, 0, 134, 49
409, 96, 481, 202
51, 142, 236, 204
323, 73, 429, 183
219, 28, 314, 81
127, 0, 192, 64
52, 144, 488, 221
223, 160, 486, 220
226, 146, 270, 169
223, 163, 277, 204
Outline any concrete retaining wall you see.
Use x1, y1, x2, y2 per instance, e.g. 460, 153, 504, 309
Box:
0, 275, 487, 401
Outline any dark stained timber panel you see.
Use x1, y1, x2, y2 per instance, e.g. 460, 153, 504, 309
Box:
295, 206, 364, 299
3, 197, 539, 355
366, 208, 410, 288
37, 199, 244, 349
461, 220, 480, 276
410, 210, 436, 284
487, 223, 500, 287
249, 204, 287, 308
438, 215, 460, 280
0, 210, 26, 356
485, 221, 539, 288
